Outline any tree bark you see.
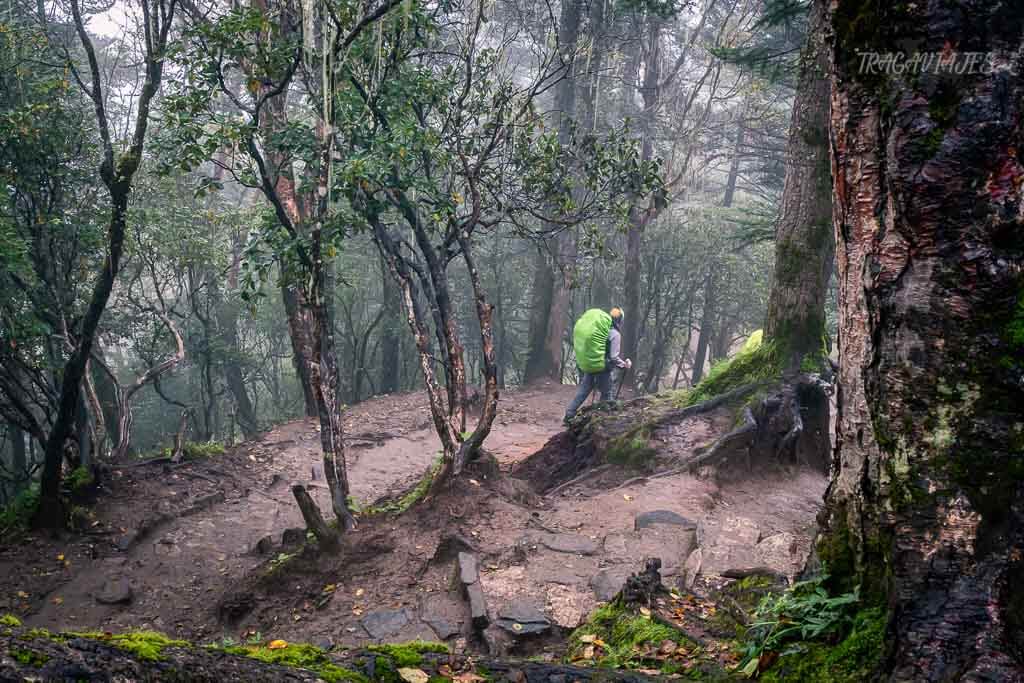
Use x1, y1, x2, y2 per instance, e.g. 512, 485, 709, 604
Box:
523, 0, 582, 385
622, 16, 664, 388
820, 0, 1024, 679
523, 246, 557, 383
690, 269, 717, 385
763, 0, 833, 369
34, 0, 174, 528
379, 255, 401, 394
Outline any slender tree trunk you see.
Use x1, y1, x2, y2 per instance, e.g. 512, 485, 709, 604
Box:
379, 256, 401, 394
220, 229, 259, 439
524, 0, 582, 385
10, 425, 26, 493
690, 269, 717, 385
523, 247, 556, 382
282, 285, 319, 416
819, 0, 1024, 678
763, 0, 833, 368
622, 16, 663, 386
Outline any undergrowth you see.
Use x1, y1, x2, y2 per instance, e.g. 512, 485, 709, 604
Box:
0, 484, 40, 533
737, 574, 878, 679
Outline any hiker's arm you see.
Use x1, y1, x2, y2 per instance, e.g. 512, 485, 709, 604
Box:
609, 330, 630, 368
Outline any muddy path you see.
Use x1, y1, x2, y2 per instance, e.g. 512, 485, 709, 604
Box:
0, 384, 570, 639
1, 380, 827, 666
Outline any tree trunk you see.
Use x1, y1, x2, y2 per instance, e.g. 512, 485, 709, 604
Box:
220, 233, 259, 439
762, 0, 833, 369
379, 255, 401, 394
523, 0, 582, 385
523, 247, 557, 383
622, 16, 664, 387
9, 424, 27, 493
690, 270, 717, 385
282, 285, 319, 417
819, 0, 1024, 678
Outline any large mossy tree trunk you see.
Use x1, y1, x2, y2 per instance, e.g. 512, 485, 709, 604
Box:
762, 0, 833, 370
819, 1, 1024, 678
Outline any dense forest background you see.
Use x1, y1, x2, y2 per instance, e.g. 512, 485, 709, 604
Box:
0, 0, 823, 502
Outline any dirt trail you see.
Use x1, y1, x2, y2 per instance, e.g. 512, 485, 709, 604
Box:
6, 384, 572, 641
2, 380, 827, 662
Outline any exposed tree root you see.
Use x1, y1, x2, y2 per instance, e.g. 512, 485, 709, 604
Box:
291, 485, 341, 553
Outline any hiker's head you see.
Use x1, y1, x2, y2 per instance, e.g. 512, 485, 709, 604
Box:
610, 307, 624, 328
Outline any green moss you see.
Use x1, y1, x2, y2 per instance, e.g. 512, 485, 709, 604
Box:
1, 613, 22, 627
365, 641, 449, 667
66, 465, 94, 493
10, 646, 49, 667
222, 642, 367, 682
567, 601, 694, 671
759, 608, 886, 682
687, 337, 781, 406
105, 631, 189, 661
360, 456, 441, 516
1005, 289, 1024, 348
604, 424, 657, 468
0, 484, 40, 533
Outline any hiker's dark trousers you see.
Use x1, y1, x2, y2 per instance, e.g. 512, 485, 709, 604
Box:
564, 368, 611, 420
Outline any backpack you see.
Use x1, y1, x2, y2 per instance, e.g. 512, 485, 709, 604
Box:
573, 309, 613, 374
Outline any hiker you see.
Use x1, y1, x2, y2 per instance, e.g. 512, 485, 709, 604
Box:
564, 307, 632, 423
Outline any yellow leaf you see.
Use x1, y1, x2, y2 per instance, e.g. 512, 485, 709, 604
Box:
579, 634, 596, 644
398, 667, 429, 683
268, 639, 288, 649
639, 606, 651, 617
623, 494, 634, 502
15, 591, 28, 599
355, 588, 364, 597
323, 584, 336, 593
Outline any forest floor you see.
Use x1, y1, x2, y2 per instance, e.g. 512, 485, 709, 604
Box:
0, 381, 827, 673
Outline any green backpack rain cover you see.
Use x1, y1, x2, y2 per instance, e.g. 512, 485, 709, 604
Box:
573, 309, 613, 374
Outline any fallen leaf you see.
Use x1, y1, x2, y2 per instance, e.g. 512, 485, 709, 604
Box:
639, 606, 651, 617
15, 591, 28, 599
583, 645, 595, 659
579, 634, 596, 644
623, 494, 634, 502
52, 597, 63, 605
56, 554, 65, 562
323, 584, 336, 593
452, 674, 486, 682
355, 588, 364, 597
268, 639, 288, 650
397, 667, 429, 683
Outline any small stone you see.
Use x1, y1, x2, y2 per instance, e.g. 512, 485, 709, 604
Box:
362, 608, 411, 638
496, 601, 550, 635
466, 583, 489, 630
425, 617, 460, 640
590, 568, 632, 602
538, 533, 600, 556
317, 637, 334, 651
95, 579, 133, 605
281, 528, 306, 546
457, 552, 479, 585
634, 510, 697, 531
